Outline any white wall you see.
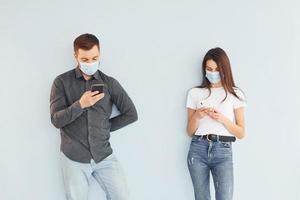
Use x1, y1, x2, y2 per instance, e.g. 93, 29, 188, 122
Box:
0, 0, 299, 199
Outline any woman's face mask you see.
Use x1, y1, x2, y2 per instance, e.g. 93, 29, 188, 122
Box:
205, 70, 221, 84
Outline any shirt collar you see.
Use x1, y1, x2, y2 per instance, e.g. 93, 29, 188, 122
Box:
75, 66, 101, 80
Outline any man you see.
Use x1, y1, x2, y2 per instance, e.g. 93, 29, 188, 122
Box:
50, 33, 138, 200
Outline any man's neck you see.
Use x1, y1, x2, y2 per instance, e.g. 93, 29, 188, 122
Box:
82, 73, 92, 81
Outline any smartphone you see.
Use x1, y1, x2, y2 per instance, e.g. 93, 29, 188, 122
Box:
91, 84, 104, 94
198, 101, 216, 112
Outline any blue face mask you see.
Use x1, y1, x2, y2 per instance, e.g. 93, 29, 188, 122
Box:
79, 61, 99, 76
205, 70, 221, 84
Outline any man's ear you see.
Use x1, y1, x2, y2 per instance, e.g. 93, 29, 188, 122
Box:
74, 52, 80, 66
74, 52, 80, 62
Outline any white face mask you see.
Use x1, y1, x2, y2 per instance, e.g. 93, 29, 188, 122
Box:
79, 61, 99, 76
205, 70, 221, 84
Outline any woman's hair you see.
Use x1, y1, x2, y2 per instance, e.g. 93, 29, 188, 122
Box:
198, 47, 243, 102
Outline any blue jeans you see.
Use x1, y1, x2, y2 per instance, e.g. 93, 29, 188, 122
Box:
187, 136, 234, 200
60, 152, 129, 200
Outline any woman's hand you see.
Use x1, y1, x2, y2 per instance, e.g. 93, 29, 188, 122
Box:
186, 108, 208, 137
195, 108, 208, 119
204, 108, 228, 124
204, 107, 246, 139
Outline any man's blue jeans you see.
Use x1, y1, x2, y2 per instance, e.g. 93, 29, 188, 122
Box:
187, 136, 234, 200
60, 152, 129, 200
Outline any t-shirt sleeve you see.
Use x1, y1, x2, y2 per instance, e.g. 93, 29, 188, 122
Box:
186, 89, 197, 109
233, 89, 247, 109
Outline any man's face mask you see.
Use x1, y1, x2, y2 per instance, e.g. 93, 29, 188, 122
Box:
79, 61, 99, 76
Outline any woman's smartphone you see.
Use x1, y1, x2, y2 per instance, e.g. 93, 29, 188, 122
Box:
91, 84, 104, 95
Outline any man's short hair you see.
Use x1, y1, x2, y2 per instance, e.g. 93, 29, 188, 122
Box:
73, 33, 99, 52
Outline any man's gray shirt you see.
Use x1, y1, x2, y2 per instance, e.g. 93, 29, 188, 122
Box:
50, 67, 138, 163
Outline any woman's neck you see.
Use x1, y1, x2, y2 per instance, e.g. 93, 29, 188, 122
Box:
210, 82, 223, 88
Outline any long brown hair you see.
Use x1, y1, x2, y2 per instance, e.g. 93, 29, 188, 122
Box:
198, 47, 242, 102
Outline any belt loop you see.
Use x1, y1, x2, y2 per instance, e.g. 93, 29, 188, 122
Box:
217, 135, 220, 142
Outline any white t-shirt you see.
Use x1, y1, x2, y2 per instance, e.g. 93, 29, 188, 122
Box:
186, 87, 246, 137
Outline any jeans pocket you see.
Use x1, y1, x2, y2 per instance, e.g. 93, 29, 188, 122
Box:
104, 153, 116, 161
219, 141, 232, 148
191, 136, 199, 142
213, 142, 232, 159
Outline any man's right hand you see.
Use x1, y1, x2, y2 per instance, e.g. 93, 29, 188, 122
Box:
79, 91, 105, 109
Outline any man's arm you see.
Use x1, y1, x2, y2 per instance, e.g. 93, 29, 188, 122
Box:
50, 77, 84, 129
109, 79, 138, 131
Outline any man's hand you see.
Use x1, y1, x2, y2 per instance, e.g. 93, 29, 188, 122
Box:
79, 91, 105, 109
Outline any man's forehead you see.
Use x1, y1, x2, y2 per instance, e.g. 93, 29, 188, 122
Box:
77, 46, 99, 57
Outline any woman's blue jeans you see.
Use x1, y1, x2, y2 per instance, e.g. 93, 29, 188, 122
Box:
187, 135, 234, 200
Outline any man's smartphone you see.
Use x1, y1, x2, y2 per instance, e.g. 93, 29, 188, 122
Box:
91, 84, 104, 95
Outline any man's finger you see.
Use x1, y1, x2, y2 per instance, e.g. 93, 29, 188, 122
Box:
91, 91, 100, 96
93, 93, 104, 100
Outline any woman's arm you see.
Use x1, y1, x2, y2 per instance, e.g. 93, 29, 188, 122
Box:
186, 108, 207, 137
206, 107, 246, 139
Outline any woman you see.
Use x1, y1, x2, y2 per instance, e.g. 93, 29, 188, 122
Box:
186, 47, 246, 200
